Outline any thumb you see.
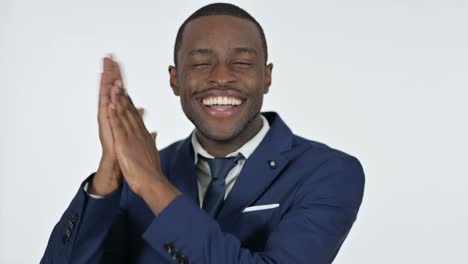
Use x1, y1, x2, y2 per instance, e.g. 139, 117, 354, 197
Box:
150, 131, 157, 142
137, 108, 145, 118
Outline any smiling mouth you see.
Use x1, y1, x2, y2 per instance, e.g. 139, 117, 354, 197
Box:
201, 96, 243, 110
200, 96, 244, 117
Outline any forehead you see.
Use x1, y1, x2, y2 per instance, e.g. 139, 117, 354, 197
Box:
179, 15, 263, 57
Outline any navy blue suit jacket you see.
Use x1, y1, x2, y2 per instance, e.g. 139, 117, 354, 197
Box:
42, 112, 365, 264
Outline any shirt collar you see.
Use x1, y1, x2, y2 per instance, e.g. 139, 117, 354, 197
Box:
191, 114, 270, 164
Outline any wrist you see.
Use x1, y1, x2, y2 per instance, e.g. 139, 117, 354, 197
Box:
140, 176, 181, 216
89, 157, 122, 196
98, 156, 121, 174
89, 173, 121, 196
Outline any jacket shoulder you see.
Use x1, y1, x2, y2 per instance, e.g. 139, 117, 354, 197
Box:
290, 135, 358, 162
289, 135, 365, 208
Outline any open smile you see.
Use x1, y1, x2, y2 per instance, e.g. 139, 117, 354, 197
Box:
200, 96, 244, 118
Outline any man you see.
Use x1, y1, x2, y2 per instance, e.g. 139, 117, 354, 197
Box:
42, 3, 364, 264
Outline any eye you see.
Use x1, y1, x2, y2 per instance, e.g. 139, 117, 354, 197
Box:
232, 61, 252, 69
192, 62, 211, 69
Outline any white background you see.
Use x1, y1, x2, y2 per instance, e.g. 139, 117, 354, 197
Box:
1, 0, 467, 263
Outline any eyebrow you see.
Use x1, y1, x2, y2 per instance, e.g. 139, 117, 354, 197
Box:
188, 48, 214, 56
232, 47, 257, 55
187, 47, 258, 56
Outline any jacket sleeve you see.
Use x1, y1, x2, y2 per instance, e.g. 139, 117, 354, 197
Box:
41, 173, 129, 264
142, 155, 365, 264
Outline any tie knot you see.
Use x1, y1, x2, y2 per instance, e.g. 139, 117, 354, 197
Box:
205, 154, 244, 180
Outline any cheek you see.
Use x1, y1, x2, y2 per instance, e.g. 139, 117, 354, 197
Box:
241, 73, 265, 97
178, 73, 197, 100
246, 67, 265, 85
181, 69, 207, 89
245, 79, 266, 110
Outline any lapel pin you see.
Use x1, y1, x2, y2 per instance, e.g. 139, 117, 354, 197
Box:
269, 160, 276, 169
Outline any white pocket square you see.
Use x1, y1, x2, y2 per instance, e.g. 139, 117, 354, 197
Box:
242, 203, 279, 213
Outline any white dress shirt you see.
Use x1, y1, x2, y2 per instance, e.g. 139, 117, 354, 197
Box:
85, 114, 270, 205
191, 114, 270, 207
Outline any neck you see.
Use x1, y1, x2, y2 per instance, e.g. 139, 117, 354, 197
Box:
196, 115, 263, 158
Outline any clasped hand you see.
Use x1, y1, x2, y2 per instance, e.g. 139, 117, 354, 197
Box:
107, 79, 162, 197
92, 57, 180, 215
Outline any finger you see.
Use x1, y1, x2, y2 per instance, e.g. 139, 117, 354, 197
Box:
98, 80, 112, 118
98, 94, 110, 120
110, 84, 134, 134
103, 57, 114, 74
126, 107, 149, 135
135, 108, 146, 126
100, 72, 113, 91
101, 55, 123, 92
119, 93, 148, 133
110, 80, 146, 134
99, 58, 115, 110
107, 103, 127, 141
99, 57, 114, 100
99, 74, 113, 97
137, 108, 145, 118
101, 57, 115, 87
114, 80, 139, 118
112, 59, 123, 84
110, 81, 123, 107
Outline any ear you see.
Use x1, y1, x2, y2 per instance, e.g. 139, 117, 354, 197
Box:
263, 63, 273, 94
169, 65, 180, 96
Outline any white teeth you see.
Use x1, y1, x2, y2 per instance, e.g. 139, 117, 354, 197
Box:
202, 96, 242, 106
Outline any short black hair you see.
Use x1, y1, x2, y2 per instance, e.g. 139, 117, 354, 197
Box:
173, 3, 268, 66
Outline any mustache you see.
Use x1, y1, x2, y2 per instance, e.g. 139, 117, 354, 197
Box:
192, 85, 245, 98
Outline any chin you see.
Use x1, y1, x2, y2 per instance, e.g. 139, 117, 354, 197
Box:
185, 105, 260, 144
197, 124, 242, 143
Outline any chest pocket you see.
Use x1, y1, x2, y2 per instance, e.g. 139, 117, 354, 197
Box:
239, 204, 280, 251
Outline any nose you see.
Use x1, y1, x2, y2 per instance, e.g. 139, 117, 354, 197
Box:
208, 63, 236, 87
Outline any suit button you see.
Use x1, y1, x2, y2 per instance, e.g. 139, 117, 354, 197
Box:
71, 212, 78, 222
164, 242, 175, 255
177, 253, 189, 264
63, 228, 71, 244
65, 228, 71, 238
179, 256, 189, 264
68, 221, 74, 230
171, 249, 180, 260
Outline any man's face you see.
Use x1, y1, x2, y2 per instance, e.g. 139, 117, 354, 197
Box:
169, 15, 272, 143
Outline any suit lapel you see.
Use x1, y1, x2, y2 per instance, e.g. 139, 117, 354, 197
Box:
165, 113, 294, 224
217, 112, 293, 225
168, 136, 200, 205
